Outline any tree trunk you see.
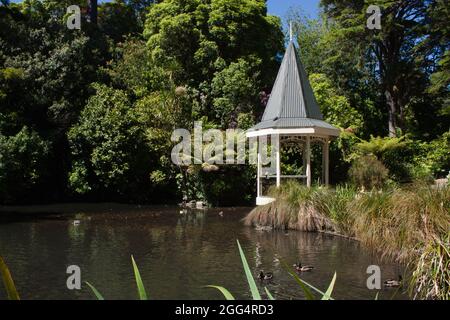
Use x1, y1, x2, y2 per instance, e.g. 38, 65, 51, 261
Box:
385, 87, 398, 137
88, 0, 97, 24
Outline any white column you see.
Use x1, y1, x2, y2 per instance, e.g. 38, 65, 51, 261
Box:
324, 139, 329, 186
306, 136, 311, 188
321, 141, 325, 184
302, 144, 306, 176
257, 152, 261, 197
275, 135, 281, 187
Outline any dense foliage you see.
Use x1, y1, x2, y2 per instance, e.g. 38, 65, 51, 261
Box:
0, 0, 448, 205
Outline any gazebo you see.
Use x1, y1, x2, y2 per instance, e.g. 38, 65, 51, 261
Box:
246, 31, 340, 206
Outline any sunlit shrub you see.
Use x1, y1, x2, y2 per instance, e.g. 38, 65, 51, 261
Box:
348, 155, 388, 190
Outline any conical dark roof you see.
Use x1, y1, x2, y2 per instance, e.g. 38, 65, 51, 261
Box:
249, 42, 337, 132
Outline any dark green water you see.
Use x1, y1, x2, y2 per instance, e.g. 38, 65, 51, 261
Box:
0, 205, 407, 300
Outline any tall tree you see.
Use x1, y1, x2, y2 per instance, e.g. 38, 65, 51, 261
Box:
321, 0, 448, 137
0, 0, 110, 203
143, 0, 284, 128
89, 0, 97, 24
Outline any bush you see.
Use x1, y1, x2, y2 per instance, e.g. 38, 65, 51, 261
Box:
348, 155, 388, 190
425, 131, 450, 178
67, 84, 150, 200
347, 133, 450, 183
0, 126, 50, 203
199, 166, 255, 206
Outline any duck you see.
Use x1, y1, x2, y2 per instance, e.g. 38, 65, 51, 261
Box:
258, 270, 273, 281
218, 211, 224, 217
255, 225, 273, 232
293, 262, 314, 272
384, 275, 402, 287
186, 200, 196, 209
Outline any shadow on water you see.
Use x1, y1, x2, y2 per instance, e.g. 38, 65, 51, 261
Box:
0, 205, 408, 300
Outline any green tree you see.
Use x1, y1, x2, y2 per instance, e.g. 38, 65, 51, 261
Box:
140, 0, 284, 203
0, 0, 167, 204
98, 0, 141, 41
211, 58, 260, 127
287, 7, 381, 138
107, 38, 151, 95
0, 127, 50, 203
425, 0, 449, 115
143, 0, 283, 125
309, 73, 363, 130
68, 84, 149, 199
287, 8, 328, 75
321, 0, 449, 138
0, 1, 111, 203
135, 83, 192, 200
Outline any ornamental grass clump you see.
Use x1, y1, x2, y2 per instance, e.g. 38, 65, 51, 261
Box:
347, 183, 450, 299
411, 233, 450, 300
244, 180, 450, 299
243, 181, 336, 232
348, 182, 450, 263
312, 184, 356, 235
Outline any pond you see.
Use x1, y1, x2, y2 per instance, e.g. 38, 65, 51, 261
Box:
0, 205, 408, 300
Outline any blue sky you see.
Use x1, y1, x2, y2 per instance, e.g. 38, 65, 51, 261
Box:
11, 0, 321, 18
268, 0, 320, 19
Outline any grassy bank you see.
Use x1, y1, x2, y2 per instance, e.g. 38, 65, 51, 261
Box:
244, 181, 450, 299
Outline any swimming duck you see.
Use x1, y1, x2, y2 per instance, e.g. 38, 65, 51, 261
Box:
384, 275, 402, 287
293, 262, 314, 272
258, 270, 273, 281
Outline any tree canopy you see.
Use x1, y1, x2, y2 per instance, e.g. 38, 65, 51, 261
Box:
0, 0, 448, 204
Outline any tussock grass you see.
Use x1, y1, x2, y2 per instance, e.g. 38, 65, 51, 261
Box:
350, 183, 450, 262
244, 181, 450, 299
243, 181, 336, 232
411, 233, 450, 300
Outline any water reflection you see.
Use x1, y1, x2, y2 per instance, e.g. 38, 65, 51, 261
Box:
0, 206, 407, 300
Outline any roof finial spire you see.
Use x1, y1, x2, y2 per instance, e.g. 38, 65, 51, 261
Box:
289, 21, 293, 42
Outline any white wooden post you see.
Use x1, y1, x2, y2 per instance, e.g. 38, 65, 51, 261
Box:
306, 136, 311, 188
302, 143, 306, 178
257, 152, 261, 197
321, 140, 325, 184
276, 135, 281, 187
324, 138, 329, 186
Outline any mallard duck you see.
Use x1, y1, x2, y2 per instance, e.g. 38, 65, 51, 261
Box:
258, 270, 273, 281
384, 275, 402, 287
255, 225, 273, 231
293, 262, 314, 272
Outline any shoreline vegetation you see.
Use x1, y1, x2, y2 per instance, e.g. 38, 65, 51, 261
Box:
243, 180, 450, 300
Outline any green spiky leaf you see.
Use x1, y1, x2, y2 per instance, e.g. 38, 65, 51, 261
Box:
321, 272, 336, 300
280, 259, 315, 300
0, 256, 20, 300
131, 255, 148, 300
236, 240, 261, 300
206, 285, 235, 300
85, 281, 105, 300
265, 287, 275, 300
